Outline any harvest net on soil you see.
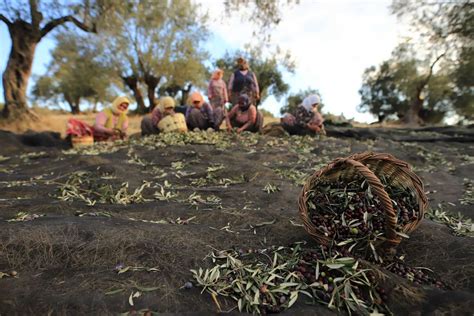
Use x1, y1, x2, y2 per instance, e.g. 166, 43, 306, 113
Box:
0, 130, 473, 315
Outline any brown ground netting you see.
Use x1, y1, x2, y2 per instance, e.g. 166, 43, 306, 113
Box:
0, 128, 473, 315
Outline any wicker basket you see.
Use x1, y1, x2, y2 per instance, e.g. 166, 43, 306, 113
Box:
298, 152, 428, 252
71, 135, 94, 148
157, 113, 188, 133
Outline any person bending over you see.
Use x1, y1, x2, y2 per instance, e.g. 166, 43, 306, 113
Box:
226, 94, 263, 133
93, 96, 130, 141
141, 96, 187, 135
185, 91, 216, 131
281, 94, 325, 135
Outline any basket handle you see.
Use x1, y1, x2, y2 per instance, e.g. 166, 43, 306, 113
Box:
336, 158, 398, 246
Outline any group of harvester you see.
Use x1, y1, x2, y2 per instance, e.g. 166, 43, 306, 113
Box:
66, 57, 325, 142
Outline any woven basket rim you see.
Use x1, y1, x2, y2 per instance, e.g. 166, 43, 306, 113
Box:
299, 151, 428, 250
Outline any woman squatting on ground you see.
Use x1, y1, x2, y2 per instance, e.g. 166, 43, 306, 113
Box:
226, 94, 263, 133
281, 94, 325, 136
140, 96, 187, 135
93, 96, 130, 141
185, 91, 218, 131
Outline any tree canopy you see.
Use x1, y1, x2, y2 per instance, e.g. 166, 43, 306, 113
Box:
358, 44, 452, 124
1, 0, 303, 119
223, 0, 298, 42
391, 0, 473, 52
0, 0, 114, 118
450, 46, 474, 121
357, 1, 473, 124
95, 0, 209, 112
32, 32, 115, 113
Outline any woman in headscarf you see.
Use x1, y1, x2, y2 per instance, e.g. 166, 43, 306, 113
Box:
185, 91, 216, 131
207, 69, 228, 128
141, 96, 187, 135
226, 94, 263, 133
228, 57, 260, 106
208, 69, 228, 108
281, 94, 325, 135
93, 96, 130, 141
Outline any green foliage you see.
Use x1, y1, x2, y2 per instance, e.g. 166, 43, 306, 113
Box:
391, 0, 473, 51
0, 0, 116, 118
32, 32, 114, 113
57, 171, 151, 206
450, 47, 474, 121
426, 204, 474, 237
0, 0, 109, 27
97, 0, 210, 110
223, 0, 298, 42
358, 44, 452, 124
358, 61, 408, 122
216, 48, 294, 104
192, 245, 387, 315
388, 0, 474, 123
421, 72, 453, 123
280, 88, 324, 115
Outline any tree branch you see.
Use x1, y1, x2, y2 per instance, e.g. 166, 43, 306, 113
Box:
29, 0, 42, 29
40, 15, 96, 39
415, 52, 446, 101
0, 13, 12, 26
422, 53, 446, 88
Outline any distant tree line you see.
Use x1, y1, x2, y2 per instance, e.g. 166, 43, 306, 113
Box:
0, 0, 300, 118
358, 0, 473, 125
3, 0, 471, 124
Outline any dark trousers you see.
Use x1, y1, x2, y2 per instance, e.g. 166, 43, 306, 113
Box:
140, 116, 160, 136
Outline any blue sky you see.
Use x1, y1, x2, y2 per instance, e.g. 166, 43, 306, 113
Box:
0, 0, 408, 122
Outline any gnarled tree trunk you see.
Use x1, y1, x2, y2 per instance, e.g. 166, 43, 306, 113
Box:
1, 3, 97, 119
122, 74, 146, 113
403, 93, 424, 126
2, 21, 39, 118
180, 83, 193, 106
144, 74, 161, 112
64, 92, 80, 114
402, 53, 446, 126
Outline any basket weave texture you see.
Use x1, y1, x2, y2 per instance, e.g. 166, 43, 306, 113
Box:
71, 135, 94, 148
298, 152, 428, 250
158, 113, 188, 133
